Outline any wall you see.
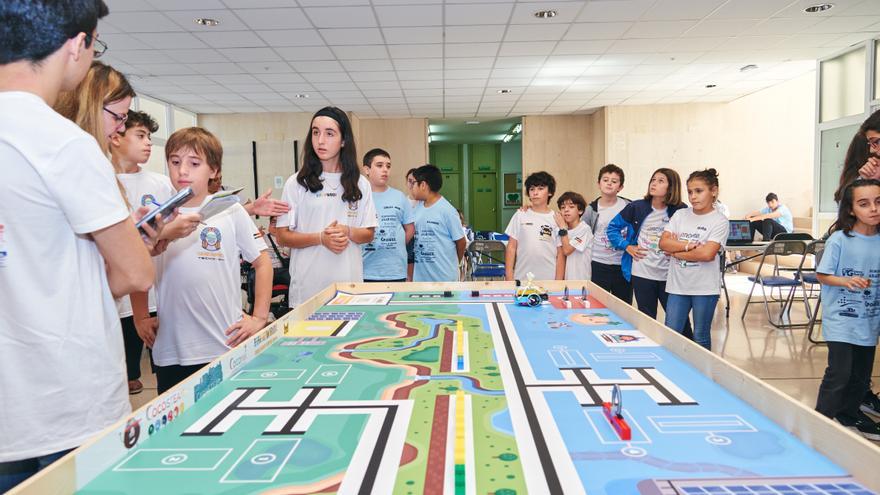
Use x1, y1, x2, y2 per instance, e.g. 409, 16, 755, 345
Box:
522, 114, 597, 204
353, 117, 429, 193
603, 72, 816, 218
500, 139, 523, 228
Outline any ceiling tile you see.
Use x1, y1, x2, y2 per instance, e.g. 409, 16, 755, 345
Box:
218, 47, 281, 62
809, 16, 880, 34
167, 48, 229, 63
106, 49, 171, 65
398, 70, 444, 80
383, 27, 444, 44
276, 45, 335, 61
222, 0, 299, 6
375, 5, 442, 26
304, 7, 377, 28
684, 19, 761, 37
133, 32, 208, 50
254, 73, 307, 83
304, 72, 354, 83
234, 8, 312, 30
553, 39, 614, 55
717, 35, 788, 50
498, 41, 556, 56
577, 0, 654, 22
444, 79, 489, 88
640, 0, 727, 21
445, 25, 507, 43
190, 62, 245, 74
445, 3, 515, 25
446, 69, 492, 79
492, 67, 540, 78
446, 57, 496, 69
626, 20, 699, 38
331, 45, 389, 59
504, 24, 568, 42
388, 44, 443, 58
608, 38, 672, 53
349, 71, 398, 81
394, 58, 443, 70
494, 56, 545, 68
357, 81, 402, 89
445, 43, 500, 57
163, 10, 250, 31
237, 61, 296, 73
103, 11, 181, 32
293, 60, 345, 72
194, 31, 266, 48
343, 59, 395, 71
564, 22, 633, 40
256, 29, 325, 47
320, 28, 384, 45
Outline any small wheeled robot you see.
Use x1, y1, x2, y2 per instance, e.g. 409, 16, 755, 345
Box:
514, 273, 549, 307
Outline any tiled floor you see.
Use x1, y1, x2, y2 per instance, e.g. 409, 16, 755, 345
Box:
127, 275, 880, 418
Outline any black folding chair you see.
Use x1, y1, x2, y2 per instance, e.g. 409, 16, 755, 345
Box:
741, 239, 809, 328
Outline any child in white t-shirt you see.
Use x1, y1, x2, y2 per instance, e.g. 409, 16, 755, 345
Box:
505, 171, 564, 281
277, 107, 378, 305
555, 191, 593, 281
149, 128, 271, 394
659, 169, 729, 350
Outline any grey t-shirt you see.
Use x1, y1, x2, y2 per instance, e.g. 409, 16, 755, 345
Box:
664, 208, 729, 295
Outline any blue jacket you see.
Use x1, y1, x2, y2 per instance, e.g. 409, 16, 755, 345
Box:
606, 199, 687, 282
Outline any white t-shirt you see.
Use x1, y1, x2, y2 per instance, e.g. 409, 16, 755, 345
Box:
116, 167, 176, 317
632, 207, 672, 281
0, 91, 131, 461
664, 208, 729, 296
153, 203, 266, 366
278, 173, 377, 306
505, 209, 559, 281
560, 221, 593, 281
591, 197, 628, 265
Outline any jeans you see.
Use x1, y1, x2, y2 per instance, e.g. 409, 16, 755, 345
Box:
631, 276, 693, 338
749, 218, 787, 241
0, 449, 72, 493
664, 294, 719, 350
816, 342, 876, 419
590, 261, 633, 304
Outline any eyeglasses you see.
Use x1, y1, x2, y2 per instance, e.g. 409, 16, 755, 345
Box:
869, 137, 880, 150
406, 178, 416, 186
104, 107, 128, 125
84, 33, 108, 58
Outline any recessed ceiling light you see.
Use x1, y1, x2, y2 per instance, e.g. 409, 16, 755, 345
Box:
194, 17, 220, 26
533, 9, 557, 19
739, 64, 758, 72
497, 89, 512, 94
292, 93, 309, 99
804, 3, 833, 13
705, 84, 717, 88
465, 120, 481, 125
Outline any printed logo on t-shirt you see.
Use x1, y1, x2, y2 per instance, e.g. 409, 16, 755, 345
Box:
200, 227, 222, 252
539, 224, 553, 241
141, 194, 157, 207
347, 201, 359, 218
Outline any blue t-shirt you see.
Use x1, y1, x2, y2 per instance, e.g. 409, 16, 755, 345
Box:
413, 197, 464, 282
760, 204, 793, 233
361, 188, 414, 281
817, 230, 880, 346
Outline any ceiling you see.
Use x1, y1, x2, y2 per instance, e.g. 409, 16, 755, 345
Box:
429, 117, 521, 142
99, 0, 880, 118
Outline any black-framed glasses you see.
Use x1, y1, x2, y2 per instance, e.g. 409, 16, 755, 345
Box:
104, 107, 128, 125
84, 33, 108, 58
869, 137, 880, 150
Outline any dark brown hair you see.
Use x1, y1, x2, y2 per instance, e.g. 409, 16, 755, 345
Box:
556, 191, 587, 214
598, 163, 625, 186
297, 106, 362, 203
644, 167, 683, 207
829, 178, 880, 237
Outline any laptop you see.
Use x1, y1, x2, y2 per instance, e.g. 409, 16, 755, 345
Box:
726, 219, 755, 246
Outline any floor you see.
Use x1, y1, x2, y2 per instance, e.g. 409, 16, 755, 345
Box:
128, 274, 880, 419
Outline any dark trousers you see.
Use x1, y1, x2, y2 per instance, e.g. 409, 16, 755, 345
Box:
0, 449, 71, 493
120, 312, 156, 381
816, 342, 876, 419
591, 261, 632, 304
631, 276, 693, 339
749, 218, 787, 241
156, 363, 206, 395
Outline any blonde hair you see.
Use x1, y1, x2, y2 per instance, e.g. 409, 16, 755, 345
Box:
54, 61, 136, 204
166, 127, 224, 194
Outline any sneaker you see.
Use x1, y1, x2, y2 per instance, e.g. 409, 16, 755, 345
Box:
128, 379, 143, 395
860, 392, 880, 418
836, 414, 880, 441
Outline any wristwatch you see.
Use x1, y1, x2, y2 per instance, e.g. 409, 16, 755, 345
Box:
558, 229, 568, 237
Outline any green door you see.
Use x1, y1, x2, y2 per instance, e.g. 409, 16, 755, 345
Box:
440, 172, 462, 213
470, 172, 497, 232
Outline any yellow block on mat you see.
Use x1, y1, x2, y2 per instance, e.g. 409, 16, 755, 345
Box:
286, 320, 346, 337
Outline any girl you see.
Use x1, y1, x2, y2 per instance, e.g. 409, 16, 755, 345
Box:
609, 168, 689, 329
659, 169, 729, 350
277, 107, 377, 306
149, 127, 272, 394
814, 178, 880, 440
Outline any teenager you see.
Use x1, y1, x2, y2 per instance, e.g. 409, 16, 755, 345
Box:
411, 164, 466, 282
361, 148, 414, 282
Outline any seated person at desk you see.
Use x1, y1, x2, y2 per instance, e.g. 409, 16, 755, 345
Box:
745, 192, 793, 240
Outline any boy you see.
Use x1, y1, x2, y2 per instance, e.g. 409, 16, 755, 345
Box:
583, 164, 632, 303
556, 191, 593, 281
110, 110, 175, 394
0, 1, 155, 490
505, 171, 565, 281
411, 164, 466, 282
746, 192, 793, 240
361, 148, 414, 282
148, 127, 271, 394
